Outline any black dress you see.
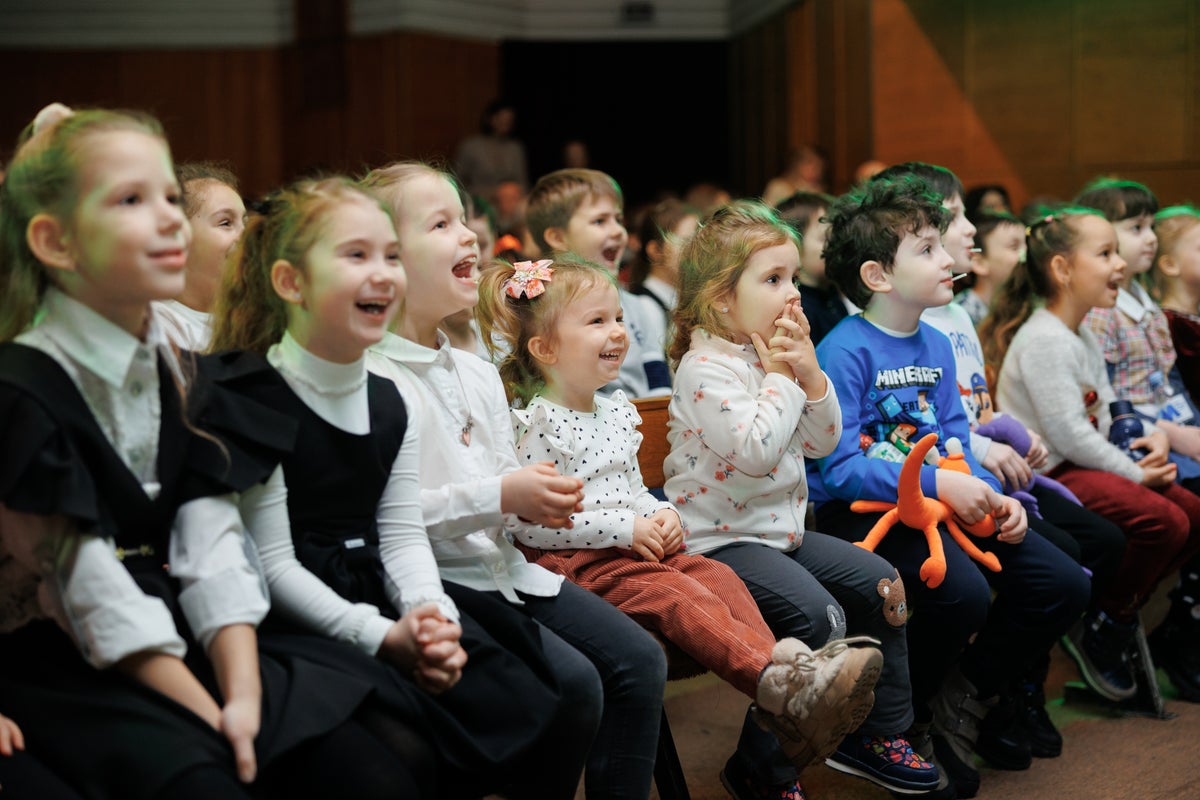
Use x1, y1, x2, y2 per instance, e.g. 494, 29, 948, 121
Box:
0, 343, 372, 799
206, 351, 563, 798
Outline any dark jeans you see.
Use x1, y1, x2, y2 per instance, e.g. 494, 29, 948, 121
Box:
488, 581, 667, 800
707, 532, 914, 786
1028, 486, 1127, 607
818, 501, 1090, 711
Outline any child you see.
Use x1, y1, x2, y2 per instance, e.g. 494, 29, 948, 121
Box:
810, 177, 1090, 799
209, 175, 589, 797
629, 198, 700, 355
0, 105, 412, 799
477, 253, 886, 799
154, 162, 246, 350
1077, 179, 1200, 472
775, 191, 848, 346
664, 201, 942, 798
987, 207, 1200, 706
1153, 206, 1200, 420
526, 168, 672, 397
956, 211, 1025, 326
362, 161, 668, 799
441, 193, 496, 358
873, 162, 1125, 767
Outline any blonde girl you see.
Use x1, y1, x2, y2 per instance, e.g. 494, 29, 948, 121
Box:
476, 252, 887, 799
664, 201, 936, 798
210, 176, 575, 797
985, 208, 1200, 704
0, 105, 380, 799
1152, 206, 1200, 404
365, 160, 687, 799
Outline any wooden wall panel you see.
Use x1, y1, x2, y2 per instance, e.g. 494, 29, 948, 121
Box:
870, 0, 1200, 209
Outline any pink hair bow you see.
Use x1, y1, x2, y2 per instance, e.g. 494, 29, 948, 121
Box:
503, 259, 555, 299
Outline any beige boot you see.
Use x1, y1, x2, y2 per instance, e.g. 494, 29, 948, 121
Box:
754, 636, 883, 770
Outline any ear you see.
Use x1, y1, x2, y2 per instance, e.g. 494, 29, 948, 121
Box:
645, 239, 663, 264
1157, 253, 1181, 278
860, 260, 891, 293
26, 213, 76, 273
969, 250, 987, 276
543, 226, 569, 253
270, 259, 305, 306
527, 335, 558, 366
1048, 252, 1071, 290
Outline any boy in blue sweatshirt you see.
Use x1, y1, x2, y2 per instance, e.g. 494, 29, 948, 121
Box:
808, 176, 1089, 799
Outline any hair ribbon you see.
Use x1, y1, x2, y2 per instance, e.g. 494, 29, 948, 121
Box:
503, 259, 555, 299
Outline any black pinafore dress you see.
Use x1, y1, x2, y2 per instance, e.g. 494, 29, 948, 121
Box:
207, 351, 564, 795
0, 343, 372, 799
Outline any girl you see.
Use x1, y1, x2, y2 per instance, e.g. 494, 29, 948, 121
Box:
1151, 207, 1200, 415
629, 198, 700, 355
475, 254, 885, 800
985, 207, 1200, 705
957, 210, 1025, 327
1077, 179, 1200, 474
361, 161, 659, 799
154, 162, 246, 351
208, 176, 583, 798
663, 202, 940, 799
0, 106, 408, 799
440, 193, 495, 359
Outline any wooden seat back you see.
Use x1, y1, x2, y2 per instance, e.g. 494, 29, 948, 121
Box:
633, 395, 671, 490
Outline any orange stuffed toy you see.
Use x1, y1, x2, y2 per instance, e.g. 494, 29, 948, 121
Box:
850, 432, 1001, 589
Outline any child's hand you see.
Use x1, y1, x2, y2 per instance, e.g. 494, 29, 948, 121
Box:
935, 470, 997, 526
220, 695, 260, 783
630, 517, 666, 562
412, 607, 467, 694
981, 441, 1033, 492
1024, 430, 1049, 470
650, 509, 684, 556
1160, 419, 1200, 459
1140, 461, 1178, 488
1133, 430, 1172, 468
991, 492, 1027, 544
502, 462, 584, 529
0, 713, 24, 757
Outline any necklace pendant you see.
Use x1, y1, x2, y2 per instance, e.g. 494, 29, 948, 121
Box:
461, 420, 473, 446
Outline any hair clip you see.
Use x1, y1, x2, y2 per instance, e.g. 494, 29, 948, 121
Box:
1025, 213, 1056, 238
503, 259, 555, 300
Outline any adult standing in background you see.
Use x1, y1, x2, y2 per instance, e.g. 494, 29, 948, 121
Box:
455, 100, 529, 200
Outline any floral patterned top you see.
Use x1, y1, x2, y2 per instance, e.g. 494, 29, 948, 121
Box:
663, 329, 840, 554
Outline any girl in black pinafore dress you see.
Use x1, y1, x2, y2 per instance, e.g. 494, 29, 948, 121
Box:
209, 177, 591, 799
0, 107, 420, 799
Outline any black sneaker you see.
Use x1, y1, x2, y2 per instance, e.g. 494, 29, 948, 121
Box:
1061, 612, 1137, 701
1149, 619, 1200, 703
1016, 680, 1062, 758
973, 693, 1031, 771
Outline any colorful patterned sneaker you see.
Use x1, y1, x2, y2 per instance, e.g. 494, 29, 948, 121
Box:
719, 755, 807, 800
826, 733, 941, 794
754, 636, 883, 771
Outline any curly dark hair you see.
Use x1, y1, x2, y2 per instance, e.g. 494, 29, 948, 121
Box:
823, 175, 949, 309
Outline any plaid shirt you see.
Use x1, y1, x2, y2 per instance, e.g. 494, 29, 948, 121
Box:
1083, 283, 1176, 406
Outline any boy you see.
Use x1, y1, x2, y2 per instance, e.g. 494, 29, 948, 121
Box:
526, 168, 671, 397
958, 211, 1025, 327
808, 176, 1089, 799
775, 190, 849, 346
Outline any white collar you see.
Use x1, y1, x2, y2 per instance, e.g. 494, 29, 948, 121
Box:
862, 313, 920, 339
642, 276, 678, 305
688, 327, 759, 362
371, 329, 453, 367
35, 288, 165, 388
272, 331, 367, 396
1116, 283, 1153, 323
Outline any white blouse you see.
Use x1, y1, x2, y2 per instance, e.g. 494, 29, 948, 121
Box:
12, 289, 268, 668
238, 332, 457, 657
367, 331, 564, 604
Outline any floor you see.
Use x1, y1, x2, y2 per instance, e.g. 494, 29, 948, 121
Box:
648, 597, 1200, 800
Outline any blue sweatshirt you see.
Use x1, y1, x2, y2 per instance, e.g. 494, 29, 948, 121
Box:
808, 314, 1000, 506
